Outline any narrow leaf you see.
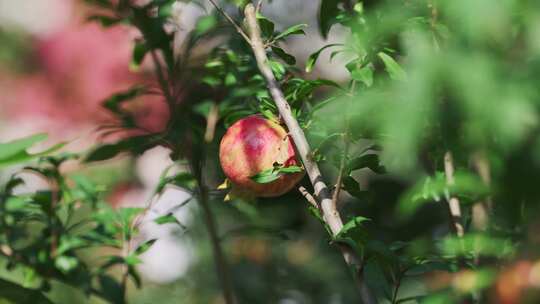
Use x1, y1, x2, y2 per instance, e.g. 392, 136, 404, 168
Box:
271, 47, 296, 65
274, 24, 307, 41
134, 239, 157, 255
250, 168, 281, 184
378, 52, 407, 81
306, 43, 343, 73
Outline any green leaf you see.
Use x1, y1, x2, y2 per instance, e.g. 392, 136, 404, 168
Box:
125, 255, 142, 267
337, 216, 371, 238
55, 256, 79, 274
0, 278, 53, 304
57, 236, 88, 255
98, 274, 124, 304
378, 52, 407, 81
0, 133, 47, 160
99, 256, 125, 271
351, 66, 374, 87
406, 261, 453, 276
277, 165, 303, 174
128, 266, 142, 288
225, 73, 237, 86
398, 171, 488, 218
256, 13, 275, 38
134, 239, 157, 255
251, 165, 303, 184
157, 0, 175, 18
250, 168, 281, 184
319, 0, 343, 38
347, 154, 386, 174
0, 134, 67, 168
271, 47, 296, 65
84, 134, 159, 162
118, 207, 144, 225
305, 43, 343, 73
195, 15, 218, 36
154, 213, 186, 229
88, 15, 123, 27
333, 215, 370, 258
268, 59, 286, 79
84, 144, 124, 162
131, 41, 148, 69
102, 85, 146, 115
441, 234, 515, 258
156, 172, 196, 193
274, 24, 307, 41
342, 176, 369, 199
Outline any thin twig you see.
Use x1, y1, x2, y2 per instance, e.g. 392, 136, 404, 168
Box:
331, 135, 349, 209
471, 154, 490, 231
204, 102, 220, 143
298, 186, 318, 209
207, 0, 251, 43
150, 50, 175, 107
243, 4, 375, 303
121, 227, 130, 302
444, 151, 464, 237
391, 272, 403, 304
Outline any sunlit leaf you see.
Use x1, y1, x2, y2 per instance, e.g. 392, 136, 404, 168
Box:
274, 24, 306, 41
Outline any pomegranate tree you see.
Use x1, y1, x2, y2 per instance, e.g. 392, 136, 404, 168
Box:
219, 115, 304, 197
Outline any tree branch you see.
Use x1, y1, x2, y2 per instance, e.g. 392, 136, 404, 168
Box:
244, 3, 340, 240
444, 151, 464, 237
298, 186, 318, 209
207, 0, 251, 43
243, 4, 375, 303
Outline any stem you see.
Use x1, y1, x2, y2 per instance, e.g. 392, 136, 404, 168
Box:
198, 184, 236, 304
331, 134, 350, 210
204, 102, 219, 143
243, 4, 375, 303
150, 50, 175, 115
444, 151, 464, 237
121, 226, 130, 303
391, 273, 402, 304
146, 17, 235, 303
207, 0, 251, 43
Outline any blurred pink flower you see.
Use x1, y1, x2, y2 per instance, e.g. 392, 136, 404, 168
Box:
1, 12, 169, 137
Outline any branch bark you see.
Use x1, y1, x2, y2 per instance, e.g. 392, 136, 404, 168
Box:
298, 186, 318, 209
199, 186, 236, 304
471, 151, 491, 231
444, 151, 464, 237
243, 4, 375, 303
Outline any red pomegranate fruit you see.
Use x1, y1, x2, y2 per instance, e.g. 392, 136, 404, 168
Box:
219, 115, 304, 197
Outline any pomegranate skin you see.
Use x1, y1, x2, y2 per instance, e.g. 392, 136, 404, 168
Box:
219, 115, 304, 197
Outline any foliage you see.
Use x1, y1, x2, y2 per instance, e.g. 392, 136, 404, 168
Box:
2, 0, 540, 303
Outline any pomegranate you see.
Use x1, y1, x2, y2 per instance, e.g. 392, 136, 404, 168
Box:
219, 115, 304, 197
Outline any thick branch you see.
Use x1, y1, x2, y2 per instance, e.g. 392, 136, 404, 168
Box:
244, 4, 341, 237
244, 4, 375, 303
444, 151, 464, 237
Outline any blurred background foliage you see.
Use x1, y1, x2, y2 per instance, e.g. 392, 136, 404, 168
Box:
1, 0, 540, 303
